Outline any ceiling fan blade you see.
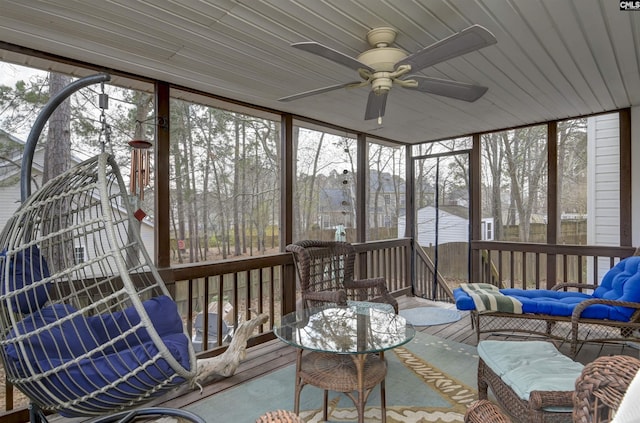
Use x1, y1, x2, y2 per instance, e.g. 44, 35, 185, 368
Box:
364, 91, 388, 121
278, 81, 362, 102
405, 75, 488, 102
397, 25, 497, 73
292, 42, 374, 72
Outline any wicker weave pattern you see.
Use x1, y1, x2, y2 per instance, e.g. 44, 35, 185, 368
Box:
286, 240, 398, 312
294, 350, 387, 423
573, 355, 640, 423
468, 355, 640, 423
465, 400, 513, 423
298, 352, 387, 391
256, 410, 303, 423
0, 153, 197, 416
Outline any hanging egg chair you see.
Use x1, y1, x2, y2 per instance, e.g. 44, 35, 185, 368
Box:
0, 74, 204, 422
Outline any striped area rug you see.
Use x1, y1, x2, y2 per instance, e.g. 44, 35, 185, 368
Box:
187, 331, 479, 423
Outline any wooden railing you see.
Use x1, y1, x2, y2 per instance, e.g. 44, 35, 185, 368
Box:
354, 238, 412, 295
170, 253, 293, 358
0, 239, 413, 420
413, 246, 454, 302
172, 238, 414, 358
471, 241, 638, 290
3, 240, 633, 420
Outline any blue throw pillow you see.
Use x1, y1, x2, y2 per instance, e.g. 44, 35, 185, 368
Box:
0, 246, 52, 314
593, 256, 640, 320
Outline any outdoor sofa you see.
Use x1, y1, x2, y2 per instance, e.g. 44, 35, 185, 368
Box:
454, 255, 640, 356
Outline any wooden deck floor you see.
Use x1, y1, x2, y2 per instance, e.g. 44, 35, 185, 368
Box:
158, 295, 640, 413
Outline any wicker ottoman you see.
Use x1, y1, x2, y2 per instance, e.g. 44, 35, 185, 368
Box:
477, 340, 584, 423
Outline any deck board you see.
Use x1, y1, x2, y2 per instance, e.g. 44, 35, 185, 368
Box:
158, 295, 640, 412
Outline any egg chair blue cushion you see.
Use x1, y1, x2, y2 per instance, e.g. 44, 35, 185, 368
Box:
0, 246, 51, 314
4, 295, 190, 416
455, 256, 640, 321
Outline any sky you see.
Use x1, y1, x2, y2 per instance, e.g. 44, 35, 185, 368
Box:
0, 62, 102, 161
0, 62, 44, 86
0, 63, 49, 139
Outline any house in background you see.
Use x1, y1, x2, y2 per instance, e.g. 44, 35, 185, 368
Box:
415, 205, 469, 246
399, 112, 620, 273
0, 129, 155, 263
398, 204, 494, 248
317, 170, 407, 234
0, 129, 45, 226
367, 171, 406, 231
317, 187, 352, 230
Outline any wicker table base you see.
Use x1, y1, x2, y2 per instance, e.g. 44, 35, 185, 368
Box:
294, 350, 387, 423
256, 410, 304, 423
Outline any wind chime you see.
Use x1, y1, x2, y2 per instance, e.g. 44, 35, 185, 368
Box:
128, 124, 152, 221
97, 82, 152, 222
128, 137, 151, 210
336, 143, 351, 242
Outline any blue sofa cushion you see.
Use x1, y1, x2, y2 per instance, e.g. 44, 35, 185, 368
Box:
500, 289, 590, 316
592, 256, 640, 320
454, 256, 640, 321
453, 287, 476, 310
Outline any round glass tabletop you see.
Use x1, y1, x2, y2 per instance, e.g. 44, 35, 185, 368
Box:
274, 304, 415, 354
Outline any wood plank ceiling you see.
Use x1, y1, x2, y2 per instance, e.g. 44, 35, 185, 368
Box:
0, 0, 638, 144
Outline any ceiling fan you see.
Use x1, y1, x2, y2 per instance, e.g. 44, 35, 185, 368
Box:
279, 25, 497, 123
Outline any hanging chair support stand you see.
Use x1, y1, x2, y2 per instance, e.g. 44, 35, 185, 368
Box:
20, 73, 111, 202
12, 72, 268, 423
14, 73, 206, 423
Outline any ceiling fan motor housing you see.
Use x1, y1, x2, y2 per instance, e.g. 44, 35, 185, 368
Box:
357, 46, 408, 95
357, 47, 407, 72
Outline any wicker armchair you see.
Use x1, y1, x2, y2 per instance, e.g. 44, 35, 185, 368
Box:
573, 355, 640, 422
465, 400, 512, 423
286, 240, 398, 313
465, 355, 640, 423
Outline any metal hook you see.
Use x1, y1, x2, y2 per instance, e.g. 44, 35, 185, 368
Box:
98, 81, 112, 153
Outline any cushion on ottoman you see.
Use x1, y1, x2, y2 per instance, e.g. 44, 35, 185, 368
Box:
478, 340, 583, 403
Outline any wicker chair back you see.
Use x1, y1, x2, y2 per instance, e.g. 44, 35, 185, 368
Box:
573, 355, 640, 423
286, 240, 398, 312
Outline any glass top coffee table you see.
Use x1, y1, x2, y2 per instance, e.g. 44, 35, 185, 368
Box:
274, 304, 415, 423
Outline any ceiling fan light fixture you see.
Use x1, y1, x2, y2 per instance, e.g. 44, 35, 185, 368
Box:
372, 76, 392, 95
357, 47, 407, 71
